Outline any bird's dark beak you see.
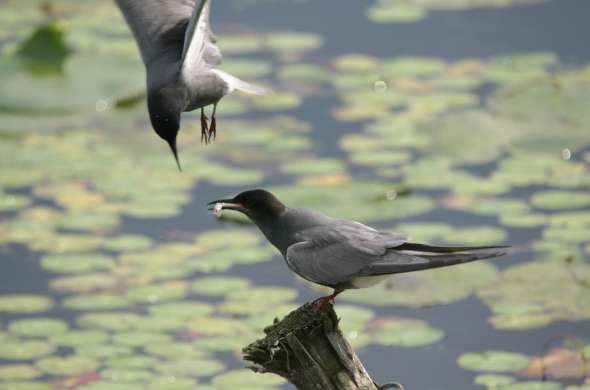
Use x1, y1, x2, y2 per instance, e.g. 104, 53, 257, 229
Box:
207, 198, 245, 215
166, 138, 182, 172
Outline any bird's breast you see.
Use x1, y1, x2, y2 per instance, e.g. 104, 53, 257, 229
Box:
183, 71, 228, 111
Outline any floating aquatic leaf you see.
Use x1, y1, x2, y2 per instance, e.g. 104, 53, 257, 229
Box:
0, 382, 52, 390
156, 358, 225, 377
0, 340, 55, 360
8, 318, 68, 336
185, 316, 254, 337
103, 235, 153, 252
283, 158, 345, 176
126, 283, 188, 304
41, 253, 115, 274
106, 355, 159, 369
191, 276, 251, 296
478, 261, 590, 329
149, 301, 214, 318
0, 194, 30, 211
344, 261, 498, 307
35, 356, 98, 376
0, 364, 40, 381
51, 273, 117, 293
0, 294, 53, 313
265, 32, 322, 52
367, 2, 425, 23
144, 343, 207, 359
50, 330, 109, 347
212, 368, 285, 389
77, 312, 142, 331
100, 368, 153, 382
64, 294, 132, 310
501, 381, 562, 390
75, 345, 133, 359
531, 191, 590, 210
370, 317, 444, 347
474, 374, 515, 388
521, 347, 589, 379
458, 351, 530, 373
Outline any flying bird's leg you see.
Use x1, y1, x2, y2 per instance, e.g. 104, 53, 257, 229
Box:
208, 103, 217, 142
200, 108, 209, 144
312, 288, 344, 312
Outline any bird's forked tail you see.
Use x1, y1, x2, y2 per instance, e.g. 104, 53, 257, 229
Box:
212, 69, 268, 95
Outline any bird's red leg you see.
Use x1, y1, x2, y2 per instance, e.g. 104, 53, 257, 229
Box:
200, 108, 209, 144
208, 103, 217, 142
312, 288, 344, 312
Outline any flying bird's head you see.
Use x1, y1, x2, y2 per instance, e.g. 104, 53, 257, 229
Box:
207, 189, 286, 221
148, 87, 186, 171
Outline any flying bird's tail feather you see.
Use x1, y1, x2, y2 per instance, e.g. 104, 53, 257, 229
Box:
212, 69, 269, 95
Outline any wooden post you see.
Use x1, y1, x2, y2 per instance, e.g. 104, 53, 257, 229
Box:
243, 303, 403, 390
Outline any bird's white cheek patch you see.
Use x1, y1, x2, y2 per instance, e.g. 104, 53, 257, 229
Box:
212, 203, 223, 217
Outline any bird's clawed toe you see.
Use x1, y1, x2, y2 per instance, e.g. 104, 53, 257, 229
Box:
208, 116, 216, 142
200, 111, 209, 144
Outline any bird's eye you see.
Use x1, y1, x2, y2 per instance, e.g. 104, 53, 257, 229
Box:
164, 118, 169, 122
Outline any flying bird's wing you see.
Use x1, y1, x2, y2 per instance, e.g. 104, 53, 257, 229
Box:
114, 0, 195, 66
286, 224, 507, 287
180, 0, 222, 74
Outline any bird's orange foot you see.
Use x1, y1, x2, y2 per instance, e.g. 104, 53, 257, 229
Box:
200, 113, 209, 144
208, 115, 216, 142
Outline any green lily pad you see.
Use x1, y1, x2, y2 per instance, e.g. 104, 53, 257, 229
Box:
106, 355, 159, 369
41, 254, 115, 273
343, 261, 498, 307
35, 356, 98, 376
50, 330, 109, 347
501, 382, 562, 390
149, 301, 214, 318
0, 295, 53, 313
155, 358, 225, 377
0, 382, 52, 390
474, 374, 515, 388
212, 369, 285, 390
191, 276, 251, 296
531, 191, 590, 210
0, 340, 55, 360
63, 294, 131, 310
478, 260, 590, 329
370, 317, 444, 347
265, 32, 322, 52
458, 351, 530, 373
0, 194, 31, 211
8, 318, 68, 336
0, 364, 41, 381
103, 235, 153, 252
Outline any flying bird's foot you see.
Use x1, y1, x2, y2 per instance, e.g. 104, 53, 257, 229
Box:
200, 113, 209, 144
208, 115, 216, 142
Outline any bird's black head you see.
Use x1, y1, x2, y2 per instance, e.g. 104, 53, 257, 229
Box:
207, 189, 286, 221
148, 88, 185, 170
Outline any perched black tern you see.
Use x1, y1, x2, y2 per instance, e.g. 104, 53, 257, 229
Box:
115, 0, 266, 169
208, 189, 508, 308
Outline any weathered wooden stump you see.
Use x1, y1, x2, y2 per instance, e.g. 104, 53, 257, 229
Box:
243, 303, 403, 390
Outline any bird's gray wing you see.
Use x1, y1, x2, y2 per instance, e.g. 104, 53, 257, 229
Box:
286, 224, 507, 287
114, 0, 195, 66
180, 0, 222, 76
285, 224, 408, 287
